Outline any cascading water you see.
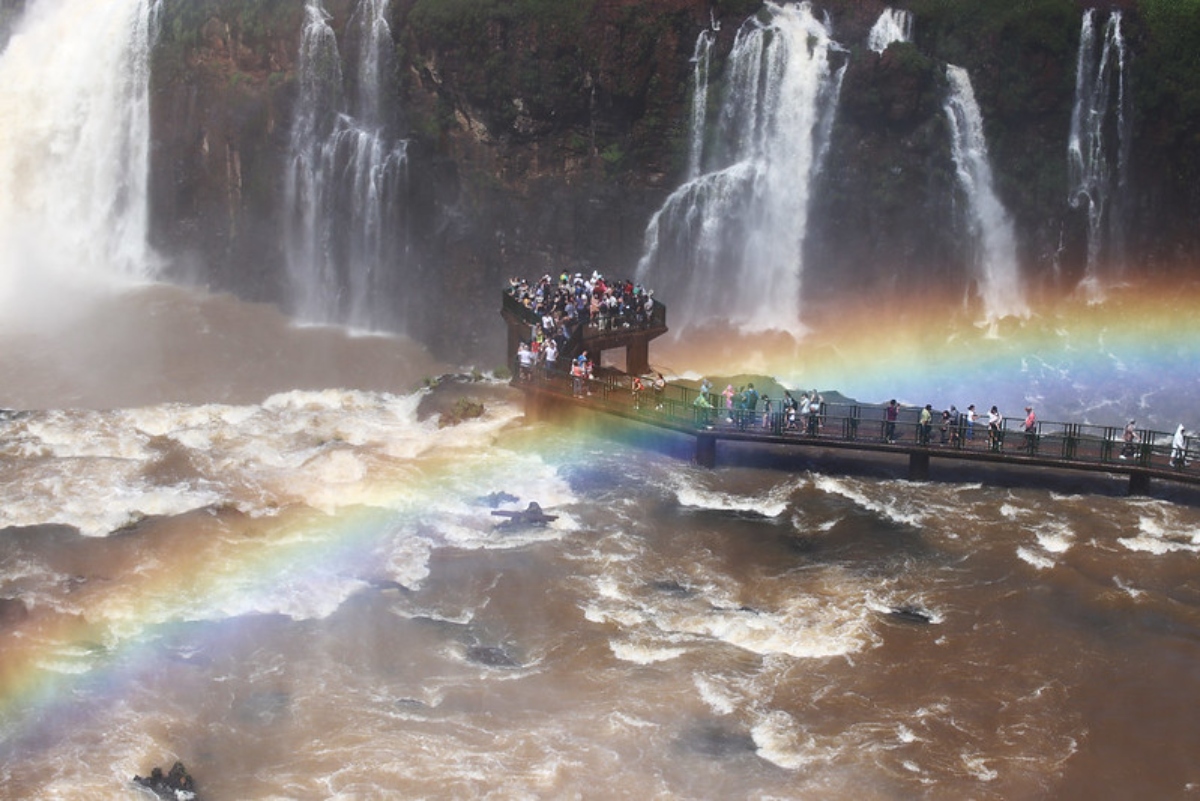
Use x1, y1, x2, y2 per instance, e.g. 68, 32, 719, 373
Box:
867, 7, 913, 53
0, 0, 161, 326
943, 64, 1027, 325
1068, 9, 1129, 298
284, 0, 411, 333
685, 27, 715, 180
636, 1, 844, 334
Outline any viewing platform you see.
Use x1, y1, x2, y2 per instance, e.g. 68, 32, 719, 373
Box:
501, 280, 668, 375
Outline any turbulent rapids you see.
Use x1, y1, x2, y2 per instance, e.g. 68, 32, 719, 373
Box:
2, 1, 1200, 799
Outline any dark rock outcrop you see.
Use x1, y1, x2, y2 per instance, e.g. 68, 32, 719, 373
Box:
133, 761, 198, 799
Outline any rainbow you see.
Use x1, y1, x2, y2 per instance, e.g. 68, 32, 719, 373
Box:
648, 279, 1200, 429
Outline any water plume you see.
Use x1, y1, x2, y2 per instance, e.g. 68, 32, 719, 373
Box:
637, 1, 845, 335
0, 0, 161, 331
283, 0, 412, 333
1068, 9, 1130, 300
943, 64, 1028, 327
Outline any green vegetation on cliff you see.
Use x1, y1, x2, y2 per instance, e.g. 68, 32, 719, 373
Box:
1136, 0, 1200, 193
409, 0, 595, 136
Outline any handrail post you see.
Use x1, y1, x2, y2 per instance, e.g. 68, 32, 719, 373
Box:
1100, 427, 1116, 462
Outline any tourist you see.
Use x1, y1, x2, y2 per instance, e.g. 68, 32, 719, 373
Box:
965, 404, 977, 441
653, 372, 666, 410
1022, 406, 1037, 453
631, 375, 644, 409
987, 405, 1002, 451
723, 384, 736, 423
571, 355, 586, 397
761, 395, 772, 429
1120, 419, 1136, 459
1171, 424, 1188, 468
884, 399, 899, 443
517, 343, 535, 382
741, 383, 759, 430
693, 391, 714, 429
543, 338, 558, 373
918, 404, 933, 445
806, 393, 821, 435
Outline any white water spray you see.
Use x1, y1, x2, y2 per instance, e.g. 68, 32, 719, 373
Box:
868, 7, 913, 54
943, 64, 1027, 325
0, 0, 161, 327
637, 1, 844, 334
1068, 9, 1129, 298
284, 0, 411, 332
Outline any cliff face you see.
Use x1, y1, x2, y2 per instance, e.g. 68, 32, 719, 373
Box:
146, 0, 1200, 363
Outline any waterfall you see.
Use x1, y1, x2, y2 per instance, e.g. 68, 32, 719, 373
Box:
1067, 9, 1129, 297
686, 28, 715, 180
867, 7, 913, 53
943, 64, 1027, 325
0, 0, 161, 324
637, 1, 844, 334
284, 0, 411, 332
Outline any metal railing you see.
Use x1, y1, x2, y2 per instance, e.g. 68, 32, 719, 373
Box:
513, 368, 1199, 478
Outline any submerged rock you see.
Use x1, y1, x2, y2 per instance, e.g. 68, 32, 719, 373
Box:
466, 644, 521, 668
438, 398, 485, 428
133, 761, 197, 799
478, 490, 520, 508
678, 722, 757, 758
889, 605, 934, 624
648, 579, 694, 597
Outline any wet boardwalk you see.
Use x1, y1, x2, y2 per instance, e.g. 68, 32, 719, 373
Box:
515, 370, 1200, 495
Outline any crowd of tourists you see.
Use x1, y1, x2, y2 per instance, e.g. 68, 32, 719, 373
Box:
507, 271, 659, 379
689, 379, 829, 435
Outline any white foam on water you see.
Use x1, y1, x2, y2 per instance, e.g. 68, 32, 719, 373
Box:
1112, 576, 1144, 599
1016, 546, 1056, 570
960, 753, 998, 782
813, 475, 926, 528
608, 638, 691, 665
670, 473, 803, 517
999, 502, 1024, 519
1033, 520, 1075, 554
0, 388, 561, 540
1118, 513, 1200, 554
694, 674, 738, 715
751, 710, 836, 771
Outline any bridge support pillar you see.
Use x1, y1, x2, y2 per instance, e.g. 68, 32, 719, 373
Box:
908, 452, 930, 481
1128, 471, 1151, 496
696, 434, 717, 468
524, 390, 568, 423
626, 339, 651, 376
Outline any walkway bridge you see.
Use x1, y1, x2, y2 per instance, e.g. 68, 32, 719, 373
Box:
514, 369, 1200, 496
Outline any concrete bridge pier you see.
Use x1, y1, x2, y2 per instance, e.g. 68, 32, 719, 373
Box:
696, 434, 717, 468
908, 452, 930, 481
626, 339, 651, 376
